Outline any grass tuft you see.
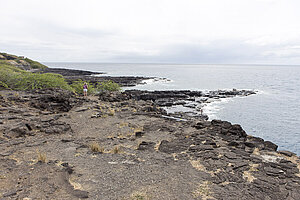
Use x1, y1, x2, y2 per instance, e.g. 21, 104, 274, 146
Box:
89, 142, 104, 153
37, 150, 46, 163
130, 191, 149, 200
112, 146, 121, 154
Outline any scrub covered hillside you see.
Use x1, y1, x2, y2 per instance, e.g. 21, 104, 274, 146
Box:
0, 55, 72, 91
0, 52, 47, 70
0, 52, 121, 94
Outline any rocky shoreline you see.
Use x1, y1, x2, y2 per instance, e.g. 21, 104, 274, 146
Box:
36, 67, 153, 87
1, 88, 300, 199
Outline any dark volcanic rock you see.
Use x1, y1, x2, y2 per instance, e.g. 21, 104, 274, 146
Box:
36, 67, 151, 87
98, 91, 130, 102
1, 88, 300, 200
211, 120, 247, 138
264, 141, 278, 151
5, 123, 32, 137
29, 89, 75, 112
40, 121, 72, 134
159, 139, 192, 153
5, 88, 84, 113
137, 141, 155, 150
38, 67, 103, 76
124, 90, 202, 103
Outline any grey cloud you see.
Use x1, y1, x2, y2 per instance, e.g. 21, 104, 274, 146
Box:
109, 40, 297, 64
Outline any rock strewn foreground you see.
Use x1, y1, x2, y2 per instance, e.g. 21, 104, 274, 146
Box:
0, 89, 300, 200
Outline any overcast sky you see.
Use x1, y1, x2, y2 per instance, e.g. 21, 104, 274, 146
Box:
1, 0, 300, 64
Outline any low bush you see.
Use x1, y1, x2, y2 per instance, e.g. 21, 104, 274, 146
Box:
0, 63, 72, 91
0, 61, 121, 94
97, 80, 121, 92
70, 79, 95, 95
16, 73, 72, 90
0, 81, 10, 89
24, 58, 48, 69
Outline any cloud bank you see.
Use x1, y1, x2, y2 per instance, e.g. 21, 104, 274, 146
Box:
1, 0, 300, 64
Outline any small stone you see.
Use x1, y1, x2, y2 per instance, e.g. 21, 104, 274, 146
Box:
278, 150, 296, 157
264, 141, 278, 151
135, 131, 144, 137
228, 141, 239, 147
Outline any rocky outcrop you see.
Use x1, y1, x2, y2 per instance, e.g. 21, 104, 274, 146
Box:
0, 52, 47, 70
36, 67, 152, 87
122, 89, 256, 120
124, 89, 255, 106
0, 89, 86, 139
37, 68, 103, 76
0, 89, 299, 200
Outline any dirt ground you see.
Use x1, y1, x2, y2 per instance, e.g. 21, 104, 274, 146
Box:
1, 90, 300, 200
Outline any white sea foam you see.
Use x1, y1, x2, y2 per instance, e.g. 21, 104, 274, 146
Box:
202, 98, 233, 120
141, 77, 172, 85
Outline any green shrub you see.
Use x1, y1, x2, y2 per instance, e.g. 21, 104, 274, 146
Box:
24, 58, 48, 69
0, 80, 10, 89
0, 61, 24, 72
0, 65, 22, 89
70, 79, 95, 95
15, 73, 72, 90
0, 62, 72, 91
97, 80, 121, 92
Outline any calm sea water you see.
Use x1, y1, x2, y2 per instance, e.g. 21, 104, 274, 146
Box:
46, 63, 300, 155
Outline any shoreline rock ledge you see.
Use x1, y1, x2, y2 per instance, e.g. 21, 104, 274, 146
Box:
0, 89, 299, 200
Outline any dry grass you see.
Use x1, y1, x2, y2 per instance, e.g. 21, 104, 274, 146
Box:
108, 108, 115, 116
89, 142, 104, 153
37, 150, 46, 163
119, 122, 129, 128
249, 163, 259, 172
117, 134, 126, 139
130, 191, 150, 200
126, 132, 134, 137
154, 141, 161, 151
190, 160, 207, 171
252, 147, 260, 155
112, 146, 121, 154
190, 160, 222, 176
192, 181, 215, 200
69, 177, 83, 190
243, 171, 256, 183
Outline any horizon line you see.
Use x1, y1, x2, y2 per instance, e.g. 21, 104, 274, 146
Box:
42, 61, 300, 67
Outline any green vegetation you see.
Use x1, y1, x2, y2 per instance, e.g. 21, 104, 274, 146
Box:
0, 52, 47, 69
70, 80, 96, 95
24, 58, 48, 69
0, 62, 72, 91
17, 73, 72, 90
0, 81, 9, 89
70, 79, 121, 95
0, 53, 122, 93
130, 191, 149, 200
97, 80, 121, 92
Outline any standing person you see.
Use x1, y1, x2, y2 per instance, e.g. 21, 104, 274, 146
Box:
83, 82, 88, 97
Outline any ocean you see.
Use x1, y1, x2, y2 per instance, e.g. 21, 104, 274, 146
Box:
45, 62, 300, 155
